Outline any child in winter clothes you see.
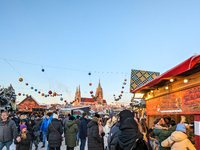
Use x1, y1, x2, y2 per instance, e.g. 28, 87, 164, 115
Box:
161, 123, 196, 150
14, 124, 32, 150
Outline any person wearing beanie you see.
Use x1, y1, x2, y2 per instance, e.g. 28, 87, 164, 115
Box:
65, 115, 79, 150
161, 123, 196, 150
14, 124, 32, 150
47, 113, 63, 150
79, 113, 88, 150
87, 115, 103, 150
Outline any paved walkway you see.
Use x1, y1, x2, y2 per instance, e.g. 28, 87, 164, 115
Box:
3, 139, 88, 150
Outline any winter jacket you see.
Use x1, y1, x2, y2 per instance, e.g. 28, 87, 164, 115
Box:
75, 119, 80, 128
153, 125, 177, 150
161, 131, 196, 150
103, 124, 111, 148
35, 118, 43, 128
117, 117, 144, 150
79, 117, 88, 139
14, 132, 31, 150
65, 120, 79, 147
31, 124, 40, 141
107, 121, 120, 150
63, 117, 69, 126
87, 120, 103, 150
0, 118, 17, 142
40, 118, 49, 132
47, 119, 63, 148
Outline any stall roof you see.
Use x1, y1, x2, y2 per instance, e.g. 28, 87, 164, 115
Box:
132, 55, 200, 93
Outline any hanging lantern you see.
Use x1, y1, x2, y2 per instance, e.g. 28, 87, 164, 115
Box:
120, 94, 122, 97
19, 78, 23, 82
91, 95, 93, 97
88, 72, 91, 75
123, 82, 126, 85
124, 79, 127, 81
94, 98, 97, 101
35, 89, 37, 92
47, 95, 49, 97
42, 69, 45, 72
18, 93, 21, 96
25, 83, 28, 86
48, 91, 52, 94
31, 87, 34, 89
41, 93, 44, 96
89, 83, 92, 86
93, 96, 95, 99
45, 95, 47, 97
23, 94, 25, 96
53, 92, 57, 96
121, 91, 123, 93
38, 91, 41, 94
122, 86, 124, 89
119, 97, 121, 99
113, 94, 115, 97
26, 94, 29, 97
90, 91, 93, 94
29, 95, 31, 97
64, 100, 67, 102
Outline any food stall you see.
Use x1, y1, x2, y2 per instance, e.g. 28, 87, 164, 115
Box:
132, 55, 200, 149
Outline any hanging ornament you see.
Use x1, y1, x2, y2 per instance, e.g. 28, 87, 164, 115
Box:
60, 97, 63, 101
41, 93, 44, 96
48, 91, 52, 94
53, 92, 57, 96
31, 87, 34, 90
113, 94, 115, 97
94, 98, 97, 100
121, 91, 123, 93
35, 89, 37, 92
25, 83, 28, 86
42, 69, 45, 72
124, 79, 127, 82
88, 72, 91, 75
90, 91, 93, 94
120, 94, 122, 97
64, 100, 67, 103
47, 95, 49, 97
18, 93, 21, 96
26, 94, 29, 97
119, 97, 121, 99
122, 86, 124, 89
45, 95, 47, 97
89, 83, 92, 86
91, 95, 94, 97
29, 95, 31, 97
38, 91, 41, 94
92, 96, 95, 99
19, 78, 23, 82
23, 94, 25, 96
123, 82, 126, 85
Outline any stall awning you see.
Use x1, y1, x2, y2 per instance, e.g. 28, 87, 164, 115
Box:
132, 55, 200, 93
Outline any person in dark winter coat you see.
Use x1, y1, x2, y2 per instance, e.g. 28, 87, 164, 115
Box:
117, 110, 146, 150
29, 120, 39, 150
0, 111, 17, 150
65, 116, 79, 150
47, 114, 63, 150
35, 115, 43, 128
87, 117, 103, 150
79, 113, 88, 150
107, 121, 120, 150
14, 124, 32, 150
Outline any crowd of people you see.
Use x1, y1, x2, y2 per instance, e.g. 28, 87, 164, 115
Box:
0, 110, 197, 150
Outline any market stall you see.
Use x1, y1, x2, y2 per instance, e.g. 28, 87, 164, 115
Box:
132, 55, 200, 149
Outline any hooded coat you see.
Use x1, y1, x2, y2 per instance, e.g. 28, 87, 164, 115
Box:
47, 118, 63, 148
161, 131, 196, 150
65, 120, 79, 148
87, 120, 103, 150
153, 125, 177, 150
117, 117, 144, 150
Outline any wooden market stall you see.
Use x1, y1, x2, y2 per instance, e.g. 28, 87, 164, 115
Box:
132, 55, 200, 149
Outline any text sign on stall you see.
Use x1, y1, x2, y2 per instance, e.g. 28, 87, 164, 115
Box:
146, 85, 200, 115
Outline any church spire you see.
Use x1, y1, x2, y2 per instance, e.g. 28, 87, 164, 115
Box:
98, 79, 102, 89
76, 87, 78, 93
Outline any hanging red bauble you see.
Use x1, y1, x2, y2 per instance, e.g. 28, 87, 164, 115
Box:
121, 91, 123, 93
113, 94, 115, 96
90, 91, 93, 94
38, 91, 41, 94
64, 100, 66, 102
19, 78, 23, 82
49, 91, 52, 94
25, 83, 28, 86
122, 86, 124, 89
48, 95, 49, 96
18, 93, 21, 96
89, 83, 92, 86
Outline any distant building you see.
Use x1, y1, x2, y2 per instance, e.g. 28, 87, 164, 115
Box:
74, 80, 107, 106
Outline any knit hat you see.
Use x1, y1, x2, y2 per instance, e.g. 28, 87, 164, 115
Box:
119, 110, 134, 123
20, 124, 27, 131
53, 113, 58, 119
176, 123, 186, 133
92, 117, 98, 122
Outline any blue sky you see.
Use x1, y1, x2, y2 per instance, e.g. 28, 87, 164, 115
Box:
0, 0, 200, 104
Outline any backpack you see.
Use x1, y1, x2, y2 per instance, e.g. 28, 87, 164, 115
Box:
131, 138, 149, 150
